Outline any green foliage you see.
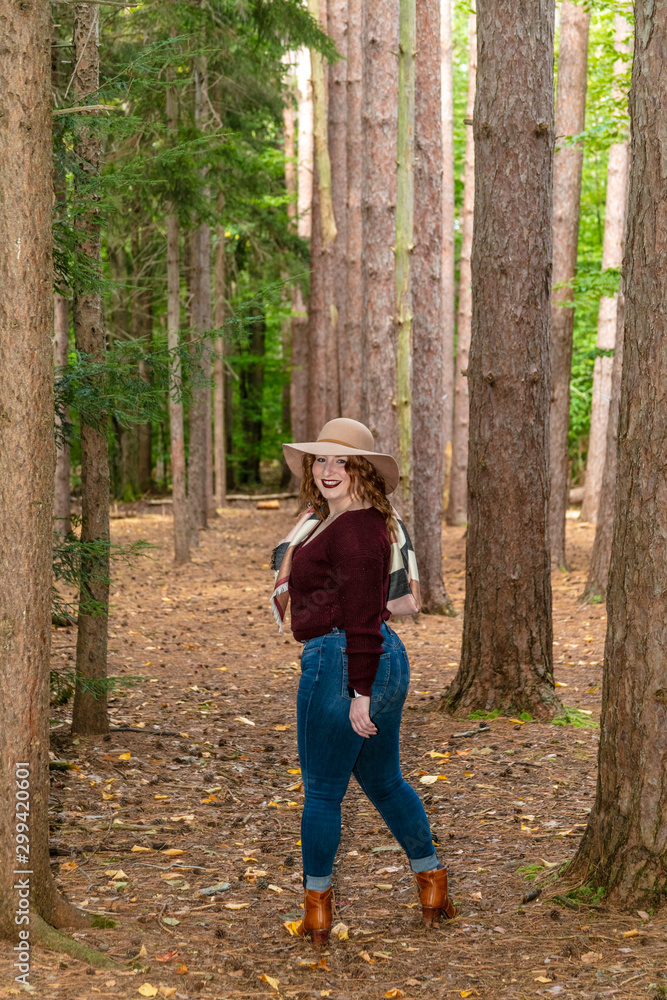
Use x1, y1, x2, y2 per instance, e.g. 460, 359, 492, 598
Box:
90, 916, 120, 929
468, 709, 501, 720
552, 706, 599, 728
566, 884, 606, 905
517, 863, 545, 881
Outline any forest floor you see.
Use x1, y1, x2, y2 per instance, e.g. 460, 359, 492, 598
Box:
2, 505, 665, 1000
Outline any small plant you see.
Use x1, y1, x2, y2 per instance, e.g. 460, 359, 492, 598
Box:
566, 885, 605, 905
469, 709, 501, 720
553, 706, 599, 728
518, 711, 533, 722
518, 863, 544, 881
90, 915, 119, 929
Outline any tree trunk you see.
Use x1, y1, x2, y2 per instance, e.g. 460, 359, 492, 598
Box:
306, 160, 330, 438
54, 294, 71, 535
291, 50, 312, 444
446, 11, 476, 527
166, 79, 190, 565
581, 290, 624, 603
328, 0, 348, 418
0, 0, 85, 938
307, 0, 337, 245
411, 0, 453, 614
569, 3, 667, 906
239, 311, 266, 485
213, 222, 227, 508
444, 0, 558, 720
361, 0, 399, 457
342, 0, 363, 421
549, 0, 590, 565
71, 1, 110, 737
138, 285, 153, 493
580, 20, 631, 524
440, 0, 455, 503
394, 0, 415, 527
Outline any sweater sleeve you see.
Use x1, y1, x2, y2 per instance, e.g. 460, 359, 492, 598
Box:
331, 518, 388, 697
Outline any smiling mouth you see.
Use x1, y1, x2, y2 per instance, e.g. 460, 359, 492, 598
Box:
321, 480, 342, 488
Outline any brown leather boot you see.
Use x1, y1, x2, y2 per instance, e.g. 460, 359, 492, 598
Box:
415, 867, 456, 925
299, 888, 333, 947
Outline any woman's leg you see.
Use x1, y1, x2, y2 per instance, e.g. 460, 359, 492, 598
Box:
352, 633, 440, 872
297, 632, 364, 889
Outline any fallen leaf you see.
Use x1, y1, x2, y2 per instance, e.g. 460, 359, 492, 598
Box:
539, 858, 559, 868
622, 928, 639, 938
374, 883, 393, 890
159, 989, 177, 999
175, 963, 188, 975
508, 718, 525, 725
359, 951, 374, 964
118, 752, 131, 760
373, 951, 392, 959
554, 681, 568, 688
234, 716, 256, 726
131, 845, 152, 853
534, 976, 552, 983
580, 952, 603, 965
287, 768, 301, 774
419, 775, 439, 785
224, 902, 251, 910
101, 790, 117, 800
274, 724, 291, 730
385, 990, 404, 998
161, 917, 180, 926
169, 814, 195, 823
156, 951, 180, 963
427, 751, 450, 758
470, 891, 482, 900
138, 944, 148, 958
243, 856, 259, 862
245, 867, 268, 880
104, 869, 128, 879
460, 992, 480, 998
161, 849, 187, 856
154, 794, 170, 800
637, 910, 650, 921
267, 884, 283, 893
283, 919, 302, 936
332, 921, 348, 940
260, 975, 280, 991
137, 986, 158, 998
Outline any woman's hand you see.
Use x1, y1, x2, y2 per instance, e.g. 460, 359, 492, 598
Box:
349, 695, 378, 738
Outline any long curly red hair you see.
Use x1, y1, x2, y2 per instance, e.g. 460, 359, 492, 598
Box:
297, 453, 396, 530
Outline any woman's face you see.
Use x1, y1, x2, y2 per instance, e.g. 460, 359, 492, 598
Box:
312, 455, 352, 503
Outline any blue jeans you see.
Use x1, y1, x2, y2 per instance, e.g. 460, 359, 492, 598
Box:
297, 622, 439, 890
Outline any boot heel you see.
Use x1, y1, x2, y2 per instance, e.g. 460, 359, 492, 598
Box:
310, 928, 330, 947
422, 906, 440, 926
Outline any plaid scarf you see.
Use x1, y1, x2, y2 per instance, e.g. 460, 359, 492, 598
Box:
270, 506, 421, 631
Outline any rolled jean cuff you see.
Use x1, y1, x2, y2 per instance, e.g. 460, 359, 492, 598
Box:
304, 874, 332, 891
409, 853, 440, 874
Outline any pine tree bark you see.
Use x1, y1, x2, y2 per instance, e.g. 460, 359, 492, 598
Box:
394, 0, 415, 527
0, 0, 85, 936
580, 20, 630, 525
549, 0, 590, 565
54, 294, 71, 534
569, 3, 667, 904
342, 0, 363, 421
581, 290, 624, 602
328, 0, 348, 415
361, 0, 399, 456
412, 0, 453, 613
291, 50, 312, 444
138, 284, 153, 493
166, 79, 190, 565
440, 0, 455, 498
446, 11, 476, 527
71, 1, 110, 736
444, 0, 558, 719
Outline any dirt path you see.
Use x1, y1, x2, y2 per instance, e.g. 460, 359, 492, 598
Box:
1, 507, 664, 1000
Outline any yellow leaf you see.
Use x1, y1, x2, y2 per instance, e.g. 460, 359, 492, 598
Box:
260, 974, 280, 991
216, 666, 228, 671
274, 724, 291, 731
374, 883, 392, 890
508, 718, 525, 725
137, 986, 158, 998
622, 928, 639, 938
359, 951, 374, 964
321, 992, 332, 997
554, 681, 568, 687
154, 795, 170, 800
460, 991, 480, 998
223, 902, 251, 910
419, 775, 439, 785
287, 780, 303, 792
287, 768, 301, 774
59, 861, 78, 872
101, 790, 117, 800
104, 869, 128, 880
118, 752, 131, 760
179, 732, 190, 737
332, 921, 348, 940
427, 751, 450, 758
138, 944, 148, 958
283, 919, 302, 936
131, 845, 152, 852
267, 884, 283, 893
385, 991, 404, 998
534, 977, 552, 984
243, 856, 258, 862
159, 989, 177, 999
470, 891, 482, 900
161, 849, 187, 856
169, 814, 195, 823
234, 716, 256, 726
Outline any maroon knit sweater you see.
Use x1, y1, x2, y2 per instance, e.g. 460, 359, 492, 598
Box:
289, 507, 391, 697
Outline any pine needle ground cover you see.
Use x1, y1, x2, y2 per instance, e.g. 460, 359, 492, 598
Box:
3, 510, 664, 999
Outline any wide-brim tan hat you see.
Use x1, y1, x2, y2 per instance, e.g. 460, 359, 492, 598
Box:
283, 418, 400, 494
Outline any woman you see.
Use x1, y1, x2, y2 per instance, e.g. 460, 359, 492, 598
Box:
272, 418, 455, 946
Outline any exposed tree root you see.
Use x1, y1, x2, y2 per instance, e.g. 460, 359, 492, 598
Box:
30, 913, 119, 969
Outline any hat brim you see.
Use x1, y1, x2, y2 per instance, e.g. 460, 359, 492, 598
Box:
283, 442, 400, 494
